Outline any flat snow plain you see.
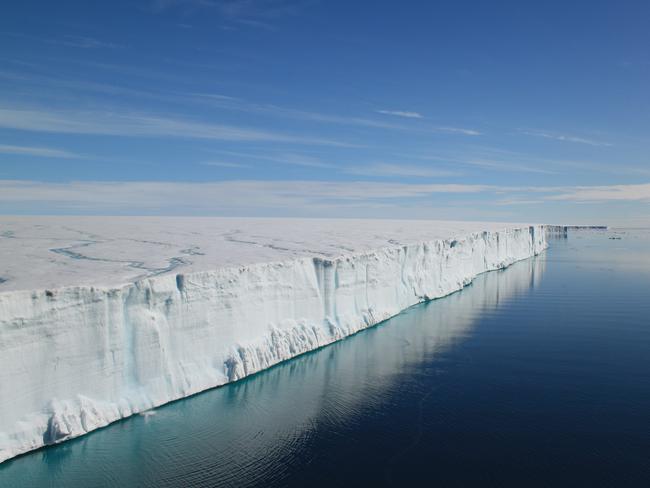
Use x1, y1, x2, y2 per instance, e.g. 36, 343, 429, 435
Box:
1, 216, 538, 292
0, 217, 547, 463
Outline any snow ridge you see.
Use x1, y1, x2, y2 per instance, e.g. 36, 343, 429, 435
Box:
0, 225, 547, 463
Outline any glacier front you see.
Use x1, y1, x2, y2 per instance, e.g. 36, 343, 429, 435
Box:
0, 217, 548, 463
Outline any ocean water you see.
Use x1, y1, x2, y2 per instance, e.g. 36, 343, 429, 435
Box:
1, 229, 649, 487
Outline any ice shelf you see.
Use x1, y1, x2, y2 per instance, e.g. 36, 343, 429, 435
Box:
0, 217, 549, 463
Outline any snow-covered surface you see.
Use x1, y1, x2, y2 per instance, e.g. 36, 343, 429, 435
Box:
0, 217, 548, 463
2, 216, 537, 292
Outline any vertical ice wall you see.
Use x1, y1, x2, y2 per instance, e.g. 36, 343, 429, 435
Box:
0, 225, 547, 463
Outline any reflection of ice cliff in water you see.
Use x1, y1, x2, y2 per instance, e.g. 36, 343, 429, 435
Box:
212, 255, 546, 455
0, 224, 546, 464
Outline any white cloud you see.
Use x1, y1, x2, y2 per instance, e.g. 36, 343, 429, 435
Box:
150, 0, 306, 29
200, 161, 250, 168
49, 35, 122, 49
2, 180, 648, 217
0, 144, 81, 159
0, 108, 354, 146
520, 129, 612, 147
345, 163, 459, 178
0, 179, 490, 212
192, 96, 408, 130
0, 76, 476, 140
193, 93, 239, 101
271, 153, 334, 168
546, 183, 650, 202
208, 150, 335, 168
421, 146, 648, 176
464, 158, 558, 174
437, 127, 482, 136
376, 110, 423, 119
494, 198, 545, 206
193, 95, 480, 136
415, 151, 557, 174
4, 33, 121, 49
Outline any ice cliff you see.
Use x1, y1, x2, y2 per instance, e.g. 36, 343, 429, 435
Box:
0, 220, 547, 463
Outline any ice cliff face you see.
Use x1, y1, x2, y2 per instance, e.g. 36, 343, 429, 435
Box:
0, 225, 547, 463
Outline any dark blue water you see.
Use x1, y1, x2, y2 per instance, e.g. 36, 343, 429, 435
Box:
2, 229, 650, 487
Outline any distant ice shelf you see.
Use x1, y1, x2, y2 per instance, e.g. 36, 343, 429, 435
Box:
0, 217, 549, 463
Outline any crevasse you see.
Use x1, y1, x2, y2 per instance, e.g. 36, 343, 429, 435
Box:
0, 225, 548, 463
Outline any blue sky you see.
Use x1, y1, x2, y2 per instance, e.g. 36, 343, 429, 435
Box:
0, 0, 649, 224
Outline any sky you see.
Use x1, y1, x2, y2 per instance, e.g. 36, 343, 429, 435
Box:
0, 0, 649, 225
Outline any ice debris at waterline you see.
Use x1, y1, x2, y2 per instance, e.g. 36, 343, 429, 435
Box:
0, 217, 550, 463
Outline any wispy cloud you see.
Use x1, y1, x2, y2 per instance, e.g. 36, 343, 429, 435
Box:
430, 146, 650, 176
0, 68, 479, 139
546, 183, 650, 202
2, 179, 648, 215
437, 127, 482, 136
0, 144, 81, 159
0, 107, 356, 146
415, 150, 558, 175
463, 158, 558, 174
0, 69, 205, 106
561, 160, 650, 177
194, 94, 408, 130
520, 129, 612, 147
194, 93, 239, 102
4, 32, 121, 49
0, 74, 400, 134
208, 150, 335, 168
193, 93, 480, 136
200, 161, 250, 168
48, 35, 122, 49
235, 18, 276, 30
494, 198, 545, 206
344, 163, 460, 178
376, 110, 423, 119
275, 153, 334, 168
0, 179, 490, 213
150, 0, 308, 29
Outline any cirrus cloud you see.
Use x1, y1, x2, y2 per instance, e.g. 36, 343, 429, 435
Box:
376, 110, 423, 119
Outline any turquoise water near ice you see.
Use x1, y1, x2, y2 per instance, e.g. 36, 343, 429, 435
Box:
1, 229, 649, 487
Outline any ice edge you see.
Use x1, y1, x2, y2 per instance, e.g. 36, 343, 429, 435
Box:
0, 225, 550, 464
